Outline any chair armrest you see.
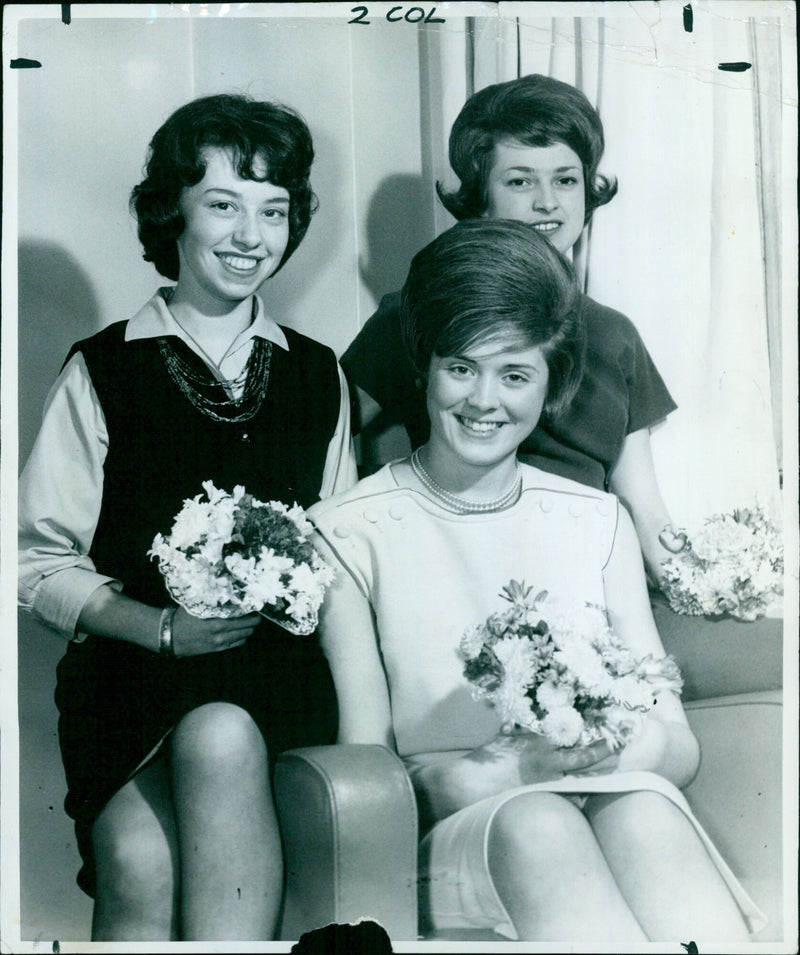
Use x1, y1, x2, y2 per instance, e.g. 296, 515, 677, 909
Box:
274, 744, 418, 942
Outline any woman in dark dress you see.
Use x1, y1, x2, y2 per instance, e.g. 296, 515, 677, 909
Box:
18, 94, 355, 941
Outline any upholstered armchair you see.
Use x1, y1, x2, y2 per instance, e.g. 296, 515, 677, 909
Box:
274, 680, 784, 943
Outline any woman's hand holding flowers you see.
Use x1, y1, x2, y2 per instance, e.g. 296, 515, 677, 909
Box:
486, 729, 619, 784
150, 482, 335, 635
410, 731, 619, 829
169, 607, 261, 657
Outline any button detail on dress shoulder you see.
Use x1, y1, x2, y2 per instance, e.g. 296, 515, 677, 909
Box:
596, 501, 609, 516
388, 504, 405, 521
539, 498, 553, 513
363, 508, 379, 524
568, 502, 583, 518
333, 524, 351, 539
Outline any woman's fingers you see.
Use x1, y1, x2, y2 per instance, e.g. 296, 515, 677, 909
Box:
563, 750, 621, 777
509, 732, 617, 784
220, 613, 262, 634
170, 609, 261, 656
658, 523, 689, 554
558, 740, 615, 772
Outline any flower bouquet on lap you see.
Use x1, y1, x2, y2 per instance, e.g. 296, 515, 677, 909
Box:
149, 481, 334, 634
660, 507, 783, 622
460, 580, 683, 749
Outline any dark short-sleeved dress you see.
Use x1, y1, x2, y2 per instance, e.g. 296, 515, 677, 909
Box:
341, 291, 676, 491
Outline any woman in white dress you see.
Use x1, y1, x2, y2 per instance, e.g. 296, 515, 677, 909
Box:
310, 219, 763, 944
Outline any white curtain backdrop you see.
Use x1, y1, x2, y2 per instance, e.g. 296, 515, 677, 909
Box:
750, 14, 788, 464
421, 2, 793, 530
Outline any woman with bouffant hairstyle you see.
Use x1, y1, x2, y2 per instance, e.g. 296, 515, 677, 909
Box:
400, 217, 584, 423
436, 73, 617, 223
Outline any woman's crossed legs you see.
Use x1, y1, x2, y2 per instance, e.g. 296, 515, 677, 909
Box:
91, 701, 281, 941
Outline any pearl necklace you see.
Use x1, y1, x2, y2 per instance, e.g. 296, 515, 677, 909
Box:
410, 448, 522, 514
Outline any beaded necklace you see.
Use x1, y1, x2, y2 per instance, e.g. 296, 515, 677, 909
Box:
410, 447, 522, 515
157, 291, 273, 424
158, 336, 272, 423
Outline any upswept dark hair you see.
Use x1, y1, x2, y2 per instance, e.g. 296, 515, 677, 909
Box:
400, 219, 585, 422
436, 74, 617, 225
130, 94, 318, 280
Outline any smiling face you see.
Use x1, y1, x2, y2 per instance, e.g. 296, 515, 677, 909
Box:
426, 337, 550, 478
484, 140, 586, 254
175, 147, 290, 309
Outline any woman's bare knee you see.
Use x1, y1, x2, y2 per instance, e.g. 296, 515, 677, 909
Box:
167, 706, 281, 940
489, 792, 588, 867
171, 702, 267, 770
586, 790, 749, 941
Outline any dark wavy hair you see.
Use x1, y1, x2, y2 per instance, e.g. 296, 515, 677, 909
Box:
130, 94, 318, 280
401, 219, 585, 422
436, 74, 617, 226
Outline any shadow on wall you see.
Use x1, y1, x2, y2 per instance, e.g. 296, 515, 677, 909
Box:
262, 124, 344, 336
359, 172, 433, 306
18, 240, 99, 941
18, 240, 101, 466
356, 174, 432, 472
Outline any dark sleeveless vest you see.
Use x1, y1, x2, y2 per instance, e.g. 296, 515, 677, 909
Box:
69, 321, 340, 608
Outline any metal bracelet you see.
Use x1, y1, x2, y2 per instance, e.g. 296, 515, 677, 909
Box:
158, 606, 176, 656
658, 523, 689, 554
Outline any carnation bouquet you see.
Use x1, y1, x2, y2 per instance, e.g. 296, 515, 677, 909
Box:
660, 507, 783, 622
459, 580, 683, 750
149, 481, 334, 635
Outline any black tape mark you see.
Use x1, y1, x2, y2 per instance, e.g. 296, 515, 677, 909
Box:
292, 921, 393, 953
681, 943, 699, 954
52, 943, 61, 954
682, 4, 693, 32
10, 58, 42, 69
718, 62, 752, 72
62, 5, 71, 25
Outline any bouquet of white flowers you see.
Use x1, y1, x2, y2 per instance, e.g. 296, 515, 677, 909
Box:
660, 507, 783, 622
459, 580, 683, 749
149, 481, 335, 635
